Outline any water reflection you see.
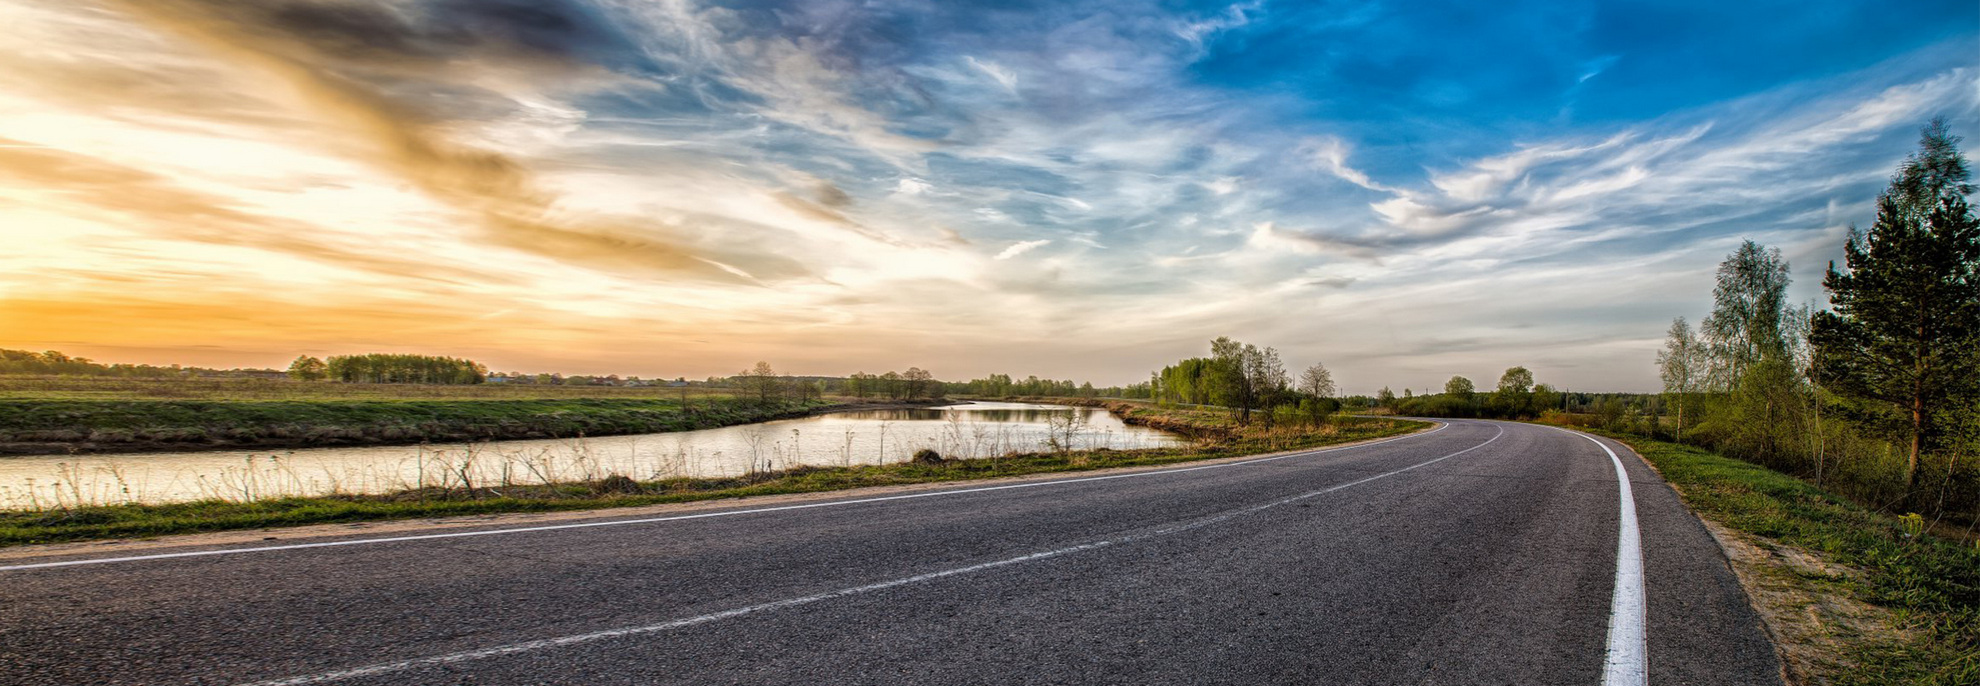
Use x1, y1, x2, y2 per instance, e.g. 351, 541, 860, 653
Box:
0, 402, 1183, 508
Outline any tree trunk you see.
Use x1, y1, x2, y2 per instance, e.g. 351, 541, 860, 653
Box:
1907, 396, 1923, 494
1676, 399, 1685, 446
1906, 331, 1926, 496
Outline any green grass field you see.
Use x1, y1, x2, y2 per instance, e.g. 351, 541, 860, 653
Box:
0, 397, 825, 453
0, 375, 797, 455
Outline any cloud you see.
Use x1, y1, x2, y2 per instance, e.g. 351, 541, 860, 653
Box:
1176, 1, 1263, 49
0, 138, 479, 285
994, 239, 1051, 260
965, 56, 1019, 92
105, 0, 791, 284
1305, 136, 1393, 192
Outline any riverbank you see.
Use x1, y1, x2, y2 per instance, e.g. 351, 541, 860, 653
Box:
0, 408, 1426, 546
986, 397, 1242, 440
0, 397, 950, 456
1573, 430, 1978, 685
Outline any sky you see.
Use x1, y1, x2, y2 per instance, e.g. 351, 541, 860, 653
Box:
1, 0, 1975, 393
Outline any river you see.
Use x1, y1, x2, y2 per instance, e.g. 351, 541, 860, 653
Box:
0, 402, 1183, 509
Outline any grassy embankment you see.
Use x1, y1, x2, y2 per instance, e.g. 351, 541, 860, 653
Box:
0, 375, 826, 455
0, 399, 1424, 546
1567, 428, 1978, 685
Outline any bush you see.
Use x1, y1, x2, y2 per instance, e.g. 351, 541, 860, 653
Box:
593, 474, 642, 495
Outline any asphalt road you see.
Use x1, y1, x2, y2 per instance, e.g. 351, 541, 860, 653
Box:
0, 420, 1782, 685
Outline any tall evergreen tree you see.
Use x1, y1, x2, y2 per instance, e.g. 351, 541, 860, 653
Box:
1889, 117, 1974, 220
1810, 121, 1980, 492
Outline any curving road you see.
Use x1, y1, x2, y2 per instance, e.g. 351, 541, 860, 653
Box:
0, 420, 1782, 685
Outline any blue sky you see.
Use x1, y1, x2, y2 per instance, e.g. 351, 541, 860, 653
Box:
1, 0, 1975, 392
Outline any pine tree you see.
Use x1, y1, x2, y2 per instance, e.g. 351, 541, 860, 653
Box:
1810, 121, 1980, 493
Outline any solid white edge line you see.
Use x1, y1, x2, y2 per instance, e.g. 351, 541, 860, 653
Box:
236, 424, 1505, 686
3, 420, 1452, 572
1552, 427, 1648, 686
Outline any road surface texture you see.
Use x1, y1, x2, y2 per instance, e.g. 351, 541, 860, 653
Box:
0, 420, 1781, 685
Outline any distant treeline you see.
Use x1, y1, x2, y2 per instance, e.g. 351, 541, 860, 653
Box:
945, 374, 1116, 398
1369, 367, 1565, 420
702, 366, 1149, 404
725, 363, 942, 403
293, 354, 488, 385
0, 349, 273, 378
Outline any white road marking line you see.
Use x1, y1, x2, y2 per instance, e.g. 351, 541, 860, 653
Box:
1553, 427, 1648, 686
236, 425, 1503, 686
2, 422, 1452, 572
238, 542, 1118, 686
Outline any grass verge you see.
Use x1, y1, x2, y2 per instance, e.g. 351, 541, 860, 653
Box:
1600, 433, 1978, 685
0, 409, 1424, 546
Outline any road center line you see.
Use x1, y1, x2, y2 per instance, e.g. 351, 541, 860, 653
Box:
236, 425, 1504, 686
1553, 427, 1648, 686
2, 421, 1452, 572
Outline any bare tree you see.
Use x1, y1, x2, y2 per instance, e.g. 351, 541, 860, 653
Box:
1300, 363, 1337, 399
902, 367, 933, 400
741, 361, 781, 404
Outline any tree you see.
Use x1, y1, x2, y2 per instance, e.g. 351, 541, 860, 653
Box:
740, 361, 781, 404
286, 355, 327, 382
1208, 337, 1252, 421
1492, 366, 1535, 418
1205, 337, 1286, 425
1300, 363, 1337, 399
1376, 386, 1396, 408
1443, 375, 1474, 399
1658, 317, 1703, 443
1247, 345, 1289, 410
1888, 117, 1974, 221
1532, 384, 1563, 415
1704, 240, 1793, 385
902, 367, 934, 400
1811, 122, 1980, 492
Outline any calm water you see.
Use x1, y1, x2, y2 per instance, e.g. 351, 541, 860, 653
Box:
0, 402, 1182, 509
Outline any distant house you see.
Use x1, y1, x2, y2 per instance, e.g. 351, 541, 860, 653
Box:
666, 380, 689, 387
485, 375, 512, 384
